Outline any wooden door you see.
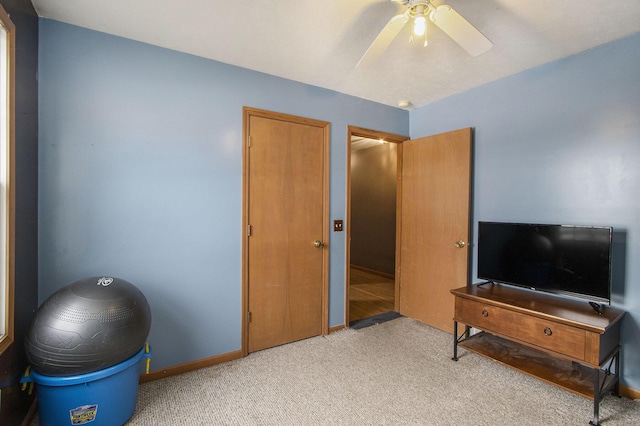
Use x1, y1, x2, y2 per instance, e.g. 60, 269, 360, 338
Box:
398, 128, 472, 333
243, 108, 329, 354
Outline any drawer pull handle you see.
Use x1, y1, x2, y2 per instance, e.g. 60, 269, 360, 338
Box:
544, 327, 553, 336
481, 309, 489, 317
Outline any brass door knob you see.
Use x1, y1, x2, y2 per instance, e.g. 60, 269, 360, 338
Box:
455, 240, 466, 248
314, 240, 324, 248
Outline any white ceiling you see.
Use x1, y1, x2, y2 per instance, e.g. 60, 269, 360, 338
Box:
31, 0, 640, 109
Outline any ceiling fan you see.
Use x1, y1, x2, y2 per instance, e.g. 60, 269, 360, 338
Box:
357, 0, 493, 67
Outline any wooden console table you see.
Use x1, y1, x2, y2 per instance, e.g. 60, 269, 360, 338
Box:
451, 283, 625, 425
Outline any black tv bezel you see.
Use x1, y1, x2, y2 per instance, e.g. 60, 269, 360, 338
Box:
477, 221, 613, 305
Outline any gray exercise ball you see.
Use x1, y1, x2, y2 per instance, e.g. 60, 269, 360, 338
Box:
25, 276, 151, 376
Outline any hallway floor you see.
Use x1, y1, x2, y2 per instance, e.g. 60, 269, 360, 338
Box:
349, 267, 394, 323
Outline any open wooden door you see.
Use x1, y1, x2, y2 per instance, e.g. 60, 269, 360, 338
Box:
398, 128, 472, 333
243, 108, 330, 354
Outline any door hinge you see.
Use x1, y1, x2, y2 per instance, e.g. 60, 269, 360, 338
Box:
247, 224, 252, 236
247, 311, 252, 323
248, 136, 252, 148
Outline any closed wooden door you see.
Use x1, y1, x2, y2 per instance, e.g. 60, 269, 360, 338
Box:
243, 108, 329, 354
398, 128, 472, 333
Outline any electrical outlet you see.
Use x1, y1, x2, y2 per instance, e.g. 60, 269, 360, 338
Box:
333, 220, 343, 232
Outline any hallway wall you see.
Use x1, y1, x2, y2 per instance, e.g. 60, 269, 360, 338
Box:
350, 143, 397, 275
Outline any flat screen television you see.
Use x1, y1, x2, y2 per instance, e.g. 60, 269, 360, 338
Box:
477, 221, 612, 304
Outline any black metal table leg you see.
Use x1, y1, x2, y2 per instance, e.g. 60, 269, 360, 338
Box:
452, 320, 459, 361
590, 367, 600, 426
613, 350, 621, 397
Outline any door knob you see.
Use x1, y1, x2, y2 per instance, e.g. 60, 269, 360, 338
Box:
314, 240, 324, 248
455, 240, 466, 248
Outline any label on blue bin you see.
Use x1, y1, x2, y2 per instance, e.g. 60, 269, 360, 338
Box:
69, 404, 98, 424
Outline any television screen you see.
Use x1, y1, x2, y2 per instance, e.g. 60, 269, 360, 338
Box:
477, 222, 612, 304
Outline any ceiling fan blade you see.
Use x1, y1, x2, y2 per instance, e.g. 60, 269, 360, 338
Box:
356, 13, 409, 68
430, 5, 493, 57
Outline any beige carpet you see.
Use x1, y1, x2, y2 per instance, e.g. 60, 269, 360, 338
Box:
28, 317, 640, 425
123, 318, 639, 425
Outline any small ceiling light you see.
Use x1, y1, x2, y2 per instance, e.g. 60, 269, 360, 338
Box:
398, 100, 412, 109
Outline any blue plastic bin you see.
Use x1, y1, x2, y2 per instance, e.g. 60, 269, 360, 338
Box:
22, 346, 151, 426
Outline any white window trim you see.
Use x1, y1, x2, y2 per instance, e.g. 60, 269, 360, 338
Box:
0, 4, 15, 356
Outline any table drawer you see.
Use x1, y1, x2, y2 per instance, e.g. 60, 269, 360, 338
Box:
455, 298, 587, 361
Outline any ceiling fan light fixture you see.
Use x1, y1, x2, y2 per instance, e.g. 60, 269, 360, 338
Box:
410, 3, 429, 46
356, 0, 493, 68
413, 15, 426, 37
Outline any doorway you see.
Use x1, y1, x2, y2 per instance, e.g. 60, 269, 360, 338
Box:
346, 126, 472, 333
347, 127, 407, 325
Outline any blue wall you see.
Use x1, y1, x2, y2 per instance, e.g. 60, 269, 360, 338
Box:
410, 33, 640, 390
38, 19, 408, 370
39, 17, 640, 390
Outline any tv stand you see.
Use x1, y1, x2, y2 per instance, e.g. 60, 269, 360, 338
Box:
451, 284, 625, 426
